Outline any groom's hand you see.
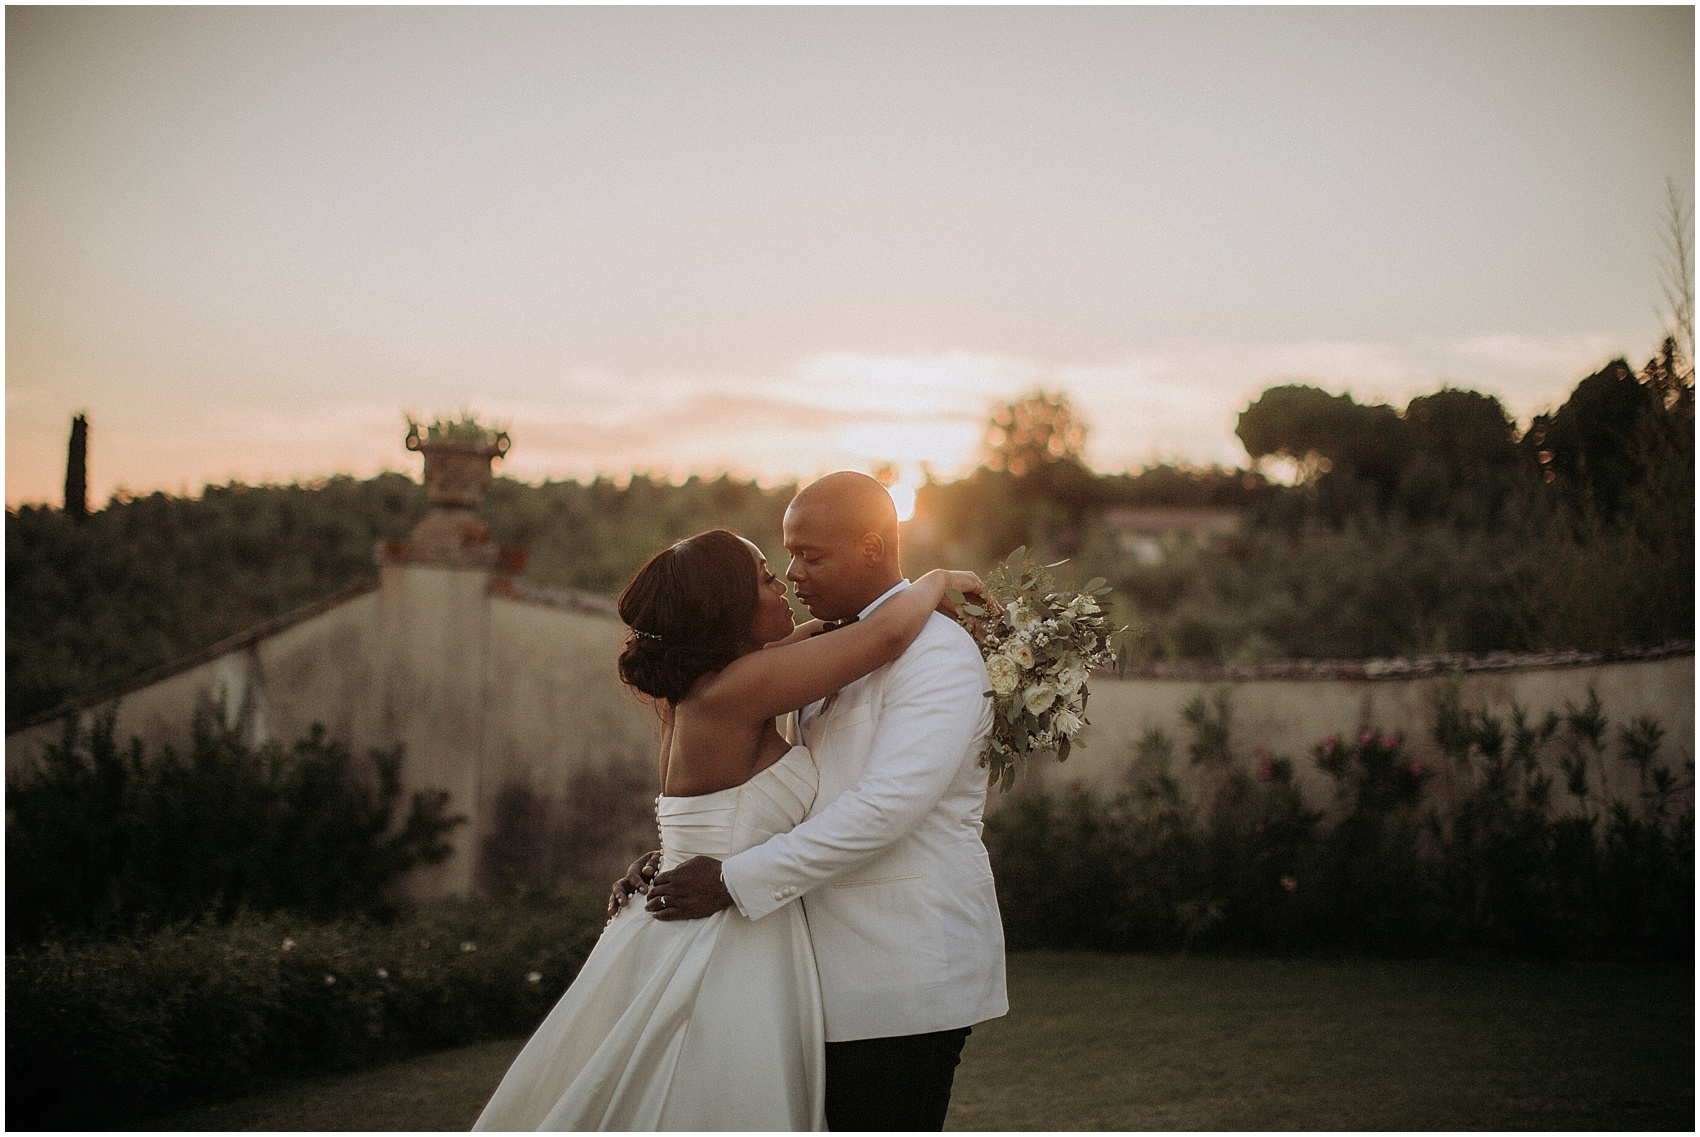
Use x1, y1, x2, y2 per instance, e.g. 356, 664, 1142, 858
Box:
646, 855, 732, 920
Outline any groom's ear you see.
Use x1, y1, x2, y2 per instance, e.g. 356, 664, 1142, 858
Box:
857, 532, 885, 566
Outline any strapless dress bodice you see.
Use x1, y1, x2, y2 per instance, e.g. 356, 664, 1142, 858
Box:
656, 745, 818, 870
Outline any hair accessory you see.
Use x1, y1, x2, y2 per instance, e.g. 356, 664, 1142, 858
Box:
632, 629, 663, 643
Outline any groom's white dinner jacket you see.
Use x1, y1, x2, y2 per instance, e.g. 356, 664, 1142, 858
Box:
721, 580, 1009, 1042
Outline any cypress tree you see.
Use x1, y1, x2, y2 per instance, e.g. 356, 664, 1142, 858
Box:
65, 413, 88, 519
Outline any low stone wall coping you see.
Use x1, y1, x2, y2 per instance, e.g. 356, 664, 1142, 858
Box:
489, 577, 619, 616
1109, 640, 1694, 682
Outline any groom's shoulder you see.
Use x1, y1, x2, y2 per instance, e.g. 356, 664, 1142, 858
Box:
900, 612, 986, 669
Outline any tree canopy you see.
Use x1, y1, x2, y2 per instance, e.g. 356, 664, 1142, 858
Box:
983, 389, 1089, 475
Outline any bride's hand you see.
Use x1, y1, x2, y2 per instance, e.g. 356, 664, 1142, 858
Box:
607, 850, 661, 919
931, 569, 986, 618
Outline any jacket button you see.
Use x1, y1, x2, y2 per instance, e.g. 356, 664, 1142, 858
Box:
772, 891, 784, 901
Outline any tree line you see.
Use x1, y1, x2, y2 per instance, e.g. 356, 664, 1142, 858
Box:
7, 345, 1692, 726
906, 344, 1691, 661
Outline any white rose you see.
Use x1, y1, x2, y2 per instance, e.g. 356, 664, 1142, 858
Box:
1012, 641, 1036, 669
1009, 601, 1040, 631
1057, 665, 1087, 695
1023, 684, 1057, 716
986, 654, 1021, 697
1053, 707, 1083, 736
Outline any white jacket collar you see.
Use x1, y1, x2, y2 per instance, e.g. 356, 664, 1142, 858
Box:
858, 578, 910, 621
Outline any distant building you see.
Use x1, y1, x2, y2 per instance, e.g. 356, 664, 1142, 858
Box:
1096, 504, 1244, 564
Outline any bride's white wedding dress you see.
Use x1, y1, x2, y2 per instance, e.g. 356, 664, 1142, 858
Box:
473, 744, 826, 1131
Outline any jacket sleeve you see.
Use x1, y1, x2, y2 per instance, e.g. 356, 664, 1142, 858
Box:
722, 619, 991, 921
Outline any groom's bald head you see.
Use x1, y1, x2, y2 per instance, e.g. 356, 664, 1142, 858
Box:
792, 472, 900, 548
781, 472, 902, 621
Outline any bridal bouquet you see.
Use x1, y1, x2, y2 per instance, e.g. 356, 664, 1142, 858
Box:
951, 548, 1123, 791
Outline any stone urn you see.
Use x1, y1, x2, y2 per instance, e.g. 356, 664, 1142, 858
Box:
409, 418, 511, 509
378, 418, 525, 572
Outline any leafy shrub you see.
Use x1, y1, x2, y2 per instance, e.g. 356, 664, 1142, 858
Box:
5, 898, 605, 1129
986, 686, 1693, 959
1425, 684, 1696, 956
6, 712, 464, 945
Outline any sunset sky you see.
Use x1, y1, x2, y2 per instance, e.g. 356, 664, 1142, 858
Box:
6, 6, 1693, 508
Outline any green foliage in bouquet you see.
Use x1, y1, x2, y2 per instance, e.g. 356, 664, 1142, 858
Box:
958, 547, 1126, 792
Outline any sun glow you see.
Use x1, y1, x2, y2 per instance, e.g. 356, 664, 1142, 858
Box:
888, 479, 918, 523
874, 461, 923, 523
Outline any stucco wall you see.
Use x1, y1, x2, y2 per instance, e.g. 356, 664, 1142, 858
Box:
4, 569, 663, 900
1011, 655, 1694, 813
480, 594, 656, 795
10, 568, 1688, 897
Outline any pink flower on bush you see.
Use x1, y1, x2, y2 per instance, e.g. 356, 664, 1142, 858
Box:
1280, 875, 1298, 892
1323, 734, 1338, 750
1359, 731, 1373, 748
1409, 761, 1428, 777
1381, 735, 1398, 750
1253, 746, 1274, 780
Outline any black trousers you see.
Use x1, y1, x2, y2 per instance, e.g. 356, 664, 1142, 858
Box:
824, 1026, 971, 1131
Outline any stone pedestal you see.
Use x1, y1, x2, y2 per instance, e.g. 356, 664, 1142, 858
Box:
375, 421, 525, 898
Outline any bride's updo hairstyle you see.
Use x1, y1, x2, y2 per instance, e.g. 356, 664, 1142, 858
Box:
616, 529, 763, 704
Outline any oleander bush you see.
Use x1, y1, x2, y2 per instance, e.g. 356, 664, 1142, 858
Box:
7, 711, 465, 946
5, 897, 605, 1129
986, 684, 1694, 959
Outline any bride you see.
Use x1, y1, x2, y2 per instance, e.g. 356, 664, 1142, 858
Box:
473, 528, 982, 1131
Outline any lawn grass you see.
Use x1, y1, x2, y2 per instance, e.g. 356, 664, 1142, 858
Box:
948, 953, 1692, 1131
158, 951, 1692, 1131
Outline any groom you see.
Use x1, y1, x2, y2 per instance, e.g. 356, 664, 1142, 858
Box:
645, 470, 1008, 1131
